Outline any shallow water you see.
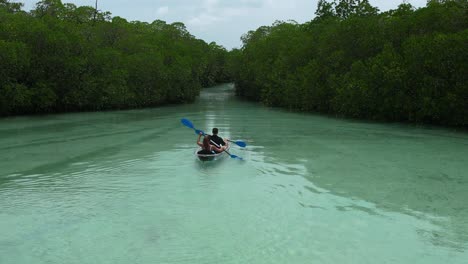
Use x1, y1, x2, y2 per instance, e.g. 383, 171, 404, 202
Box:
1, 84, 467, 264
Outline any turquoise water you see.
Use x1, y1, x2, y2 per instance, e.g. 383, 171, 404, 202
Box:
1, 84, 467, 263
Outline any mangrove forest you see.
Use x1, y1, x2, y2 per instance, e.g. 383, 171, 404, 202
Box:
231, 0, 467, 127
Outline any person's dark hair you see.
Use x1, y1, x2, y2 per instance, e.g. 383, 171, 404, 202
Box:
203, 135, 211, 150
212, 128, 218, 135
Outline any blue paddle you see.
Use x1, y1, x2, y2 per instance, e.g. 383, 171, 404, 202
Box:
181, 118, 247, 147
226, 139, 247, 148
181, 118, 206, 135
181, 118, 244, 160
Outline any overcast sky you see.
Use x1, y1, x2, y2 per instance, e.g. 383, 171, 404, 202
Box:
20, 0, 428, 50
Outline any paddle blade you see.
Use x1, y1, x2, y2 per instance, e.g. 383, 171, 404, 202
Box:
228, 152, 243, 160
181, 118, 194, 129
230, 154, 243, 160
227, 139, 247, 148
234, 140, 247, 148
224, 150, 243, 160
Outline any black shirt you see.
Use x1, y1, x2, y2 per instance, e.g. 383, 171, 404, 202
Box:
210, 135, 225, 146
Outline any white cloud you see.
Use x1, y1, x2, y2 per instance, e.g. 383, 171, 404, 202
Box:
156, 6, 169, 16
187, 13, 221, 27
187, 0, 262, 28
203, 0, 219, 10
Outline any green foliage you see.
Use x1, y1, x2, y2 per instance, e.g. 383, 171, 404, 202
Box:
230, 0, 467, 127
0, 0, 23, 13
315, 0, 336, 21
335, 0, 379, 19
0, 0, 231, 116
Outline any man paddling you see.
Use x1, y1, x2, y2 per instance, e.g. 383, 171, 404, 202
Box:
210, 128, 226, 149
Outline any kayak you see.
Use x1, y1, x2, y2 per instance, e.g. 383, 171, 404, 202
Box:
195, 142, 230, 161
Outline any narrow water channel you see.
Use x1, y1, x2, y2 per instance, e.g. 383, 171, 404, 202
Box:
1, 84, 467, 264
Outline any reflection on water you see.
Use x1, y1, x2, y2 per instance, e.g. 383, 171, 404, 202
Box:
1, 84, 467, 264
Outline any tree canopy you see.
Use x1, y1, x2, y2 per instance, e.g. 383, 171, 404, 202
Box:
230, 0, 467, 127
0, 0, 231, 116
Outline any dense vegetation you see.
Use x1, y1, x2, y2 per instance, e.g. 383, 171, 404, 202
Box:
231, 0, 467, 127
0, 0, 230, 116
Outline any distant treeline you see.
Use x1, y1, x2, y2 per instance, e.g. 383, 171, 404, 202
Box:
230, 0, 467, 127
0, 0, 230, 116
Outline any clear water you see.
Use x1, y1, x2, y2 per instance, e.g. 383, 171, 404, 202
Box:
1, 84, 467, 264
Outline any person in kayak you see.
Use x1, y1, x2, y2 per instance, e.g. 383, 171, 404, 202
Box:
210, 128, 226, 147
197, 132, 225, 154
